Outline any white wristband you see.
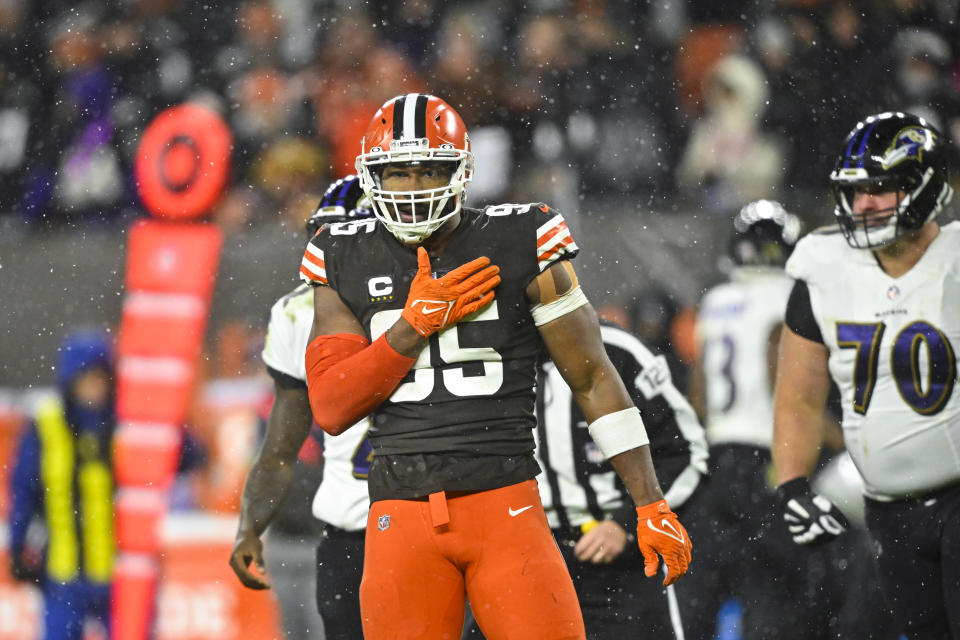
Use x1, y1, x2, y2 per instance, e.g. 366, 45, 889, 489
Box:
587, 407, 650, 459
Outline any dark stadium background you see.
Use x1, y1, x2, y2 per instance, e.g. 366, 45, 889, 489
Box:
0, 1, 957, 638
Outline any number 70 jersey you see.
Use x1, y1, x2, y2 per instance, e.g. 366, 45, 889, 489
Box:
300, 204, 579, 458
786, 222, 960, 499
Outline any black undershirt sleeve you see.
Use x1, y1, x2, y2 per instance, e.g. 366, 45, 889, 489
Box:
266, 365, 307, 389
784, 279, 824, 344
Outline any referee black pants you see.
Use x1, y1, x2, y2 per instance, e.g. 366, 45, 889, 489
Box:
552, 527, 682, 640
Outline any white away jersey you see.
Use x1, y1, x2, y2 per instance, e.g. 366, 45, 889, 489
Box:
262, 284, 370, 530
787, 222, 960, 499
696, 268, 793, 448
262, 284, 315, 381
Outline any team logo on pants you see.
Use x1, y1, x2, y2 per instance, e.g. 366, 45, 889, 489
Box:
378, 514, 391, 531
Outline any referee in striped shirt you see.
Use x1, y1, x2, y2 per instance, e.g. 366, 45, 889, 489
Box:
536, 320, 708, 639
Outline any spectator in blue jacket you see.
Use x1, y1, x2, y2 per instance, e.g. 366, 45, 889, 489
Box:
9, 329, 116, 639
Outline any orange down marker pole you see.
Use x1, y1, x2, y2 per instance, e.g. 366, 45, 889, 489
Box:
113, 103, 231, 639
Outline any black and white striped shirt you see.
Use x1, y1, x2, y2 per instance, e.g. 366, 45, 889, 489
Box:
535, 323, 709, 531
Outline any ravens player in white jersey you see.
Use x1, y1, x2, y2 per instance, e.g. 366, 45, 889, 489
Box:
297, 93, 692, 639
773, 111, 960, 639
230, 176, 372, 639
683, 200, 824, 639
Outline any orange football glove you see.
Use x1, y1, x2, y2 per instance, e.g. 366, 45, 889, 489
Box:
636, 499, 692, 586
401, 247, 501, 337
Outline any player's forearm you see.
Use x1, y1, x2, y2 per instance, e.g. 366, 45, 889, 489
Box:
306, 334, 416, 434
772, 327, 831, 484
237, 385, 314, 538
385, 317, 428, 358
687, 360, 707, 422
772, 402, 824, 483
609, 445, 665, 506
571, 372, 667, 504
237, 455, 296, 538
576, 376, 666, 505
569, 372, 634, 424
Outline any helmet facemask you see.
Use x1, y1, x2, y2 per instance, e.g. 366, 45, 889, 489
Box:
357, 144, 473, 245
357, 146, 473, 244
831, 168, 951, 249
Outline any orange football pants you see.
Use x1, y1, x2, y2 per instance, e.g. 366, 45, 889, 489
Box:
360, 479, 586, 640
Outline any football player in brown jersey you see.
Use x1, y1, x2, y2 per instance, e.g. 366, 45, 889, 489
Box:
297, 93, 692, 639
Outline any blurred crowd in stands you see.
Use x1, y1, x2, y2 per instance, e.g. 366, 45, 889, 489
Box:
1, 5, 957, 633
1, 0, 958, 233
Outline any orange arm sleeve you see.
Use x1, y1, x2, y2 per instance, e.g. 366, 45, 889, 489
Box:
305, 333, 416, 435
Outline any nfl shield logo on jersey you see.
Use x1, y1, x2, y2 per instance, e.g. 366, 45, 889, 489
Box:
378, 514, 391, 531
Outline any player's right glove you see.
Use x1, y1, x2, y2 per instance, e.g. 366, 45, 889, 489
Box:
777, 477, 849, 545
401, 247, 500, 337
635, 499, 692, 586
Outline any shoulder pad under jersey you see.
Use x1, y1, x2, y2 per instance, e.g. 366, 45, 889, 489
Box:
299, 219, 379, 285
785, 230, 848, 284
479, 202, 579, 272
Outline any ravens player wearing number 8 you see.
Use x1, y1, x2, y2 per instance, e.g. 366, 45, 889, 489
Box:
682, 200, 823, 640
297, 93, 692, 639
772, 111, 960, 639
230, 176, 373, 639
684, 201, 896, 639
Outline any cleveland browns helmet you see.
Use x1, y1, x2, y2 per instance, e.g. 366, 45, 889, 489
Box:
305, 174, 372, 238
355, 93, 474, 244
729, 199, 802, 268
829, 111, 953, 249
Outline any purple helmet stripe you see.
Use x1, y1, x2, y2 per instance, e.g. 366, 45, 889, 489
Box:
334, 177, 355, 207
842, 128, 860, 169
855, 120, 880, 168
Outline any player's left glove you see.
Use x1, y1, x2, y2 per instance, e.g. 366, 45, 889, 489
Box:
635, 499, 692, 586
777, 477, 849, 545
401, 247, 500, 337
